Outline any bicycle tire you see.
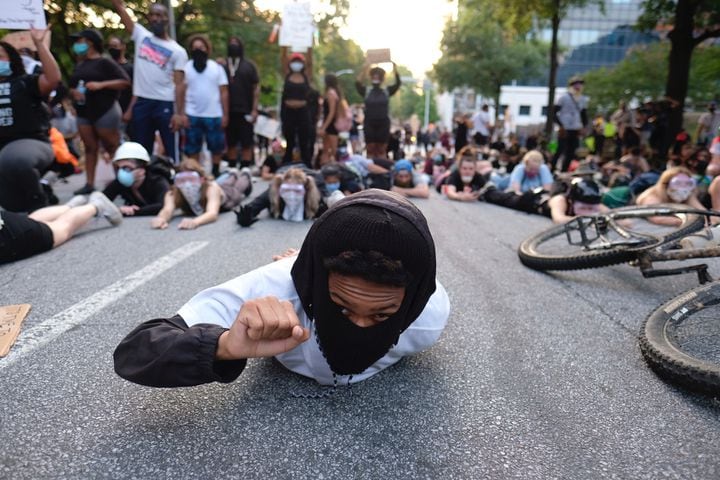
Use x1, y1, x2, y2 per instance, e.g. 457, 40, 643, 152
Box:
639, 281, 720, 395
518, 206, 705, 271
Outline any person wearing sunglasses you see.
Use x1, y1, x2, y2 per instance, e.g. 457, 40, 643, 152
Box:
101, 141, 170, 216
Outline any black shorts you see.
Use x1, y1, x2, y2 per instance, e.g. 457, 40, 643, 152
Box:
226, 112, 255, 148
0, 211, 54, 264
364, 118, 390, 144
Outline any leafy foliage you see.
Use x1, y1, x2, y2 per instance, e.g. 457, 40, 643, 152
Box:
584, 43, 720, 113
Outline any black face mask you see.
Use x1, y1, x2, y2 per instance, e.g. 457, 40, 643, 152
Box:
227, 44, 243, 58
108, 48, 122, 60
291, 190, 437, 376
191, 49, 208, 72
149, 21, 166, 37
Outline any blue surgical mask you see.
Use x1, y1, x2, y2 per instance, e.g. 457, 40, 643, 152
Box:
73, 42, 89, 56
117, 168, 135, 187
325, 182, 340, 194
289, 61, 304, 72
0, 60, 11, 77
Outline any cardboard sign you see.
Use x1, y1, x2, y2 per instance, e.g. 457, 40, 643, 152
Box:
0, 0, 47, 30
2, 30, 51, 52
254, 115, 281, 139
0, 304, 31, 357
279, 2, 314, 49
366, 48, 391, 64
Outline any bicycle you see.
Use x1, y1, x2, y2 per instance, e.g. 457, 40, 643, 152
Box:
517, 205, 720, 395
517, 205, 720, 284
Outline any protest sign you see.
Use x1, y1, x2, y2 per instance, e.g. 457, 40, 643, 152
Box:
366, 49, 392, 64
0, 0, 47, 30
254, 115, 281, 139
2, 30, 51, 52
279, 2, 313, 49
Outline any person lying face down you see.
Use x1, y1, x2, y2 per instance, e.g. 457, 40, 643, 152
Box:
114, 189, 450, 387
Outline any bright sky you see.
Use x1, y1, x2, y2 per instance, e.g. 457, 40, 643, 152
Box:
255, 0, 457, 79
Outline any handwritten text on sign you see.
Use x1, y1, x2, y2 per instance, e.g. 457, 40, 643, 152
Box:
0, 0, 47, 30
279, 2, 313, 49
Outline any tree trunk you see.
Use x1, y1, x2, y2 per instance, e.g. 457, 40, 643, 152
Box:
494, 84, 502, 130
664, 0, 698, 141
544, 0, 561, 139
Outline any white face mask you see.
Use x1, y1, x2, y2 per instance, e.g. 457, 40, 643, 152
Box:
667, 188, 692, 203
175, 171, 204, 216
279, 183, 305, 222
289, 61, 304, 72
461, 175, 474, 184
666, 175, 696, 203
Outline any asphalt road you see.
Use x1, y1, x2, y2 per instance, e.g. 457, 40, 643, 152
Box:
1, 174, 719, 479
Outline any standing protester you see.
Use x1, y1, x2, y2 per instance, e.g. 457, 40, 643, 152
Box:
318, 73, 345, 166
355, 61, 401, 159
179, 34, 229, 178
0, 27, 62, 213
552, 76, 588, 173
696, 101, 720, 148
280, 49, 313, 168
453, 113, 470, 154
110, 0, 188, 163
114, 189, 450, 388
68, 29, 130, 195
223, 36, 259, 170
470, 104, 491, 147
107, 35, 134, 139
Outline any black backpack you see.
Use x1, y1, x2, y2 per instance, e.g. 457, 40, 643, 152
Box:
148, 155, 175, 183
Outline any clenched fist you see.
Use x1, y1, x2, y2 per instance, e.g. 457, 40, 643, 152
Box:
215, 296, 310, 361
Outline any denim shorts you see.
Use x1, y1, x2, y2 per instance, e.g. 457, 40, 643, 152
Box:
185, 116, 226, 155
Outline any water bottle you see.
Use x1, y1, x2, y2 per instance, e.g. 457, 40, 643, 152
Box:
76, 80, 86, 106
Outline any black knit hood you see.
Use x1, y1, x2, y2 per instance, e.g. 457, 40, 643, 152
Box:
291, 189, 437, 375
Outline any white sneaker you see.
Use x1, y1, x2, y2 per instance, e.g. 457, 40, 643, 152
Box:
65, 195, 88, 208
89, 192, 123, 226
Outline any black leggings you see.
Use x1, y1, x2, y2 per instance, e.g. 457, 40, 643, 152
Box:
281, 106, 312, 168
0, 138, 54, 212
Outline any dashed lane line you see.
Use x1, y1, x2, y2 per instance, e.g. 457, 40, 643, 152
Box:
0, 241, 209, 368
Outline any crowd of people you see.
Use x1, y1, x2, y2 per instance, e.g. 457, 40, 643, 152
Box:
2, 2, 720, 391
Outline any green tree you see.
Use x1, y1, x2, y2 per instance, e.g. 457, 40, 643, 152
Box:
583, 43, 720, 113
499, 0, 604, 137
637, 0, 720, 138
432, 3, 546, 124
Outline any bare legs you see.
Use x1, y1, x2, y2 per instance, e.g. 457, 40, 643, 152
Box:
28, 204, 97, 248
77, 125, 120, 189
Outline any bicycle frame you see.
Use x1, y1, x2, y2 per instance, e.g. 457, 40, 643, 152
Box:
563, 207, 720, 284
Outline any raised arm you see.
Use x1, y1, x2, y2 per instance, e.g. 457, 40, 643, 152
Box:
111, 0, 135, 35
30, 26, 60, 96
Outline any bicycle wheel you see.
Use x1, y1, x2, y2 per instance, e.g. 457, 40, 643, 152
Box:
518, 205, 705, 271
639, 281, 720, 395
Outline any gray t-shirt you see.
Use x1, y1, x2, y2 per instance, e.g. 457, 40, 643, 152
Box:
556, 92, 588, 130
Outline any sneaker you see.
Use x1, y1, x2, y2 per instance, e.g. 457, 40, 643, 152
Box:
679, 226, 717, 249
73, 183, 95, 195
41, 170, 59, 186
235, 205, 257, 227
65, 195, 89, 208
89, 192, 122, 226
240, 167, 253, 196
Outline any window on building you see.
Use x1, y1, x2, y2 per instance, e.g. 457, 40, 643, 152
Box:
519, 105, 531, 116
541, 106, 548, 116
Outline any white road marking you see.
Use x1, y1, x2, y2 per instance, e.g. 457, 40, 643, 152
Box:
0, 241, 209, 368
